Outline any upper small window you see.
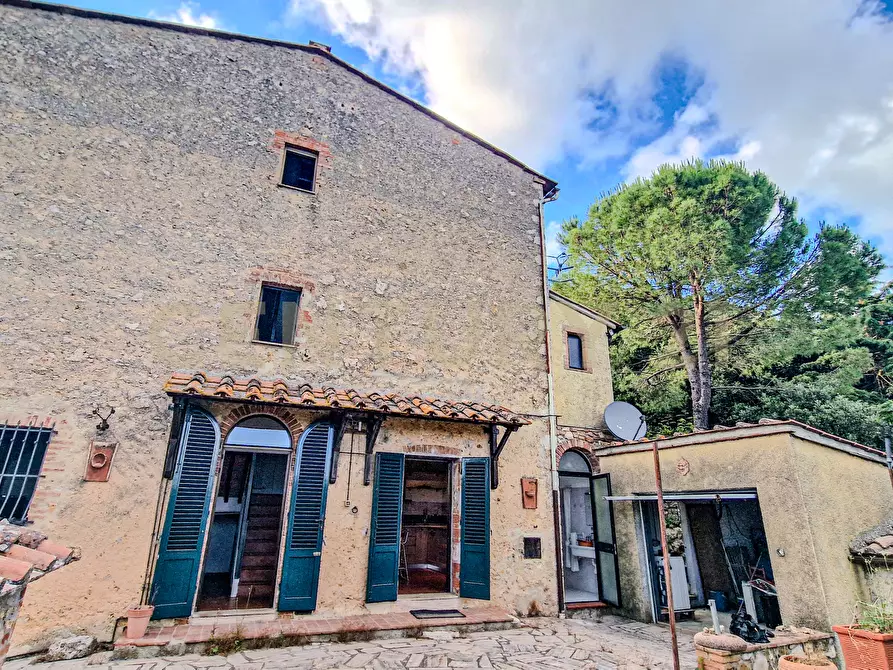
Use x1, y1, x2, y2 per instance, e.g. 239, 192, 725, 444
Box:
567, 333, 584, 370
280, 146, 318, 192
255, 284, 301, 346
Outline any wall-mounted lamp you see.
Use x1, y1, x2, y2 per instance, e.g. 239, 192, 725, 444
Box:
93, 406, 115, 432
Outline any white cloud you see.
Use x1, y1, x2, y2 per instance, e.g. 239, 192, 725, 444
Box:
544, 220, 563, 260
150, 2, 219, 30
289, 0, 893, 257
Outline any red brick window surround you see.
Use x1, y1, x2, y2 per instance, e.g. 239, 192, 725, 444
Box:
270, 131, 333, 194
279, 146, 319, 193
563, 326, 592, 373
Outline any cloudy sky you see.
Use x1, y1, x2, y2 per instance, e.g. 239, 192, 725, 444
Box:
68, 0, 893, 268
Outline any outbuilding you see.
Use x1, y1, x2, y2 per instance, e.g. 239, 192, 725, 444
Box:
593, 420, 893, 632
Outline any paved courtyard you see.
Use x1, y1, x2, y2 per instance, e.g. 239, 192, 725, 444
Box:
8, 616, 697, 670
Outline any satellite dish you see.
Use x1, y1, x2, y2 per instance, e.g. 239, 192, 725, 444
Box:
604, 401, 647, 441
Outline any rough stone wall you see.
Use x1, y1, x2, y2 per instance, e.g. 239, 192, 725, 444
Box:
696, 635, 839, 670
598, 433, 893, 630
548, 298, 613, 429
0, 4, 554, 648
0, 586, 25, 667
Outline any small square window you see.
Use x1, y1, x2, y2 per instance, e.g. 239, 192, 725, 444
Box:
280, 146, 318, 192
255, 284, 301, 345
567, 333, 584, 370
523, 537, 542, 559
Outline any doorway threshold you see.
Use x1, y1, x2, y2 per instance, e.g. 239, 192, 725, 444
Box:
566, 601, 608, 610
190, 608, 278, 622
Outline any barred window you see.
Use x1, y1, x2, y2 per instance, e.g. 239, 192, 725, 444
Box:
0, 424, 52, 523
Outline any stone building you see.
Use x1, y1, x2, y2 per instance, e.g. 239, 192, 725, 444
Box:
546, 291, 622, 610
0, 0, 573, 650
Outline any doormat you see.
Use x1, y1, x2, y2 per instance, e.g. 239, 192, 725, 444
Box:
410, 609, 466, 620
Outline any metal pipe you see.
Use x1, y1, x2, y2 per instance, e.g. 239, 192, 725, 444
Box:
709, 599, 721, 634
653, 441, 680, 670
538, 184, 564, 611
885, 426, 893, 495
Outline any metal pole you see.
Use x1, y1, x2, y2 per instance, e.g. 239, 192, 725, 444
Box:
653, 441, 680, 670
885, 427, 893, 496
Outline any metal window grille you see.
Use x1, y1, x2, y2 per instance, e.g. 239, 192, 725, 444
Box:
0, 424, 52, 523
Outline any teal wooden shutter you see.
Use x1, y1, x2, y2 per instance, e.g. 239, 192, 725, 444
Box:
365, 452, 404, 603
150, 408, 220, 619
278, 422, 333, 612
592, 473, 621, 606
460, 457, 490, 599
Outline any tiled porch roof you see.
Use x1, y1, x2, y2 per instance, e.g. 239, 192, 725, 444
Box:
0, 522, 79, 593
164, 372, 532, 426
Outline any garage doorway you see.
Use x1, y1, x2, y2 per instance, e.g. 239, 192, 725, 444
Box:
639, 492, 781, 630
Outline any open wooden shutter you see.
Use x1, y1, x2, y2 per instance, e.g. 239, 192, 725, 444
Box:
150, 408, 220, 619
366, 452, 405, 603
278, 422, 333, 612
460, 457, 490, 599
592, 473, 621, 606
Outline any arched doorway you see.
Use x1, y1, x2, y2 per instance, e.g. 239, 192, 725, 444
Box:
558, 450, 620, 607
197, 415, 291, 611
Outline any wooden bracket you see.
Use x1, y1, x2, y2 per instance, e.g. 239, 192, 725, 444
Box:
162, 397, 187, 480
363, 414, 384, 485
328, 412, 348, 484
486, 423, 518, 489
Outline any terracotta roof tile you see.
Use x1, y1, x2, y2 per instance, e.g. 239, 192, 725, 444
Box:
164, 372, 531, 426
0, 522, 78, 593
852, 520, 893, 560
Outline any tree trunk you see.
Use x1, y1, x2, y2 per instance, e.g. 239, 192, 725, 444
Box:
691, 279, 712, 430
666, 313, 701, 422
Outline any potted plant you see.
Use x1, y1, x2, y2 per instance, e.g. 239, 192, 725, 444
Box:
833, 600, 893, 670
125, 604, 154, 640
778, 655, 835, 669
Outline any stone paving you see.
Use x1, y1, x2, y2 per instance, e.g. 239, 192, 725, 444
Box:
8, 616, 697, 669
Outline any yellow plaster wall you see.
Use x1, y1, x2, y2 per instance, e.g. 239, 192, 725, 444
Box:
598, 432, 891, 630
789, 436, 893, 626
548, 299, 613, 429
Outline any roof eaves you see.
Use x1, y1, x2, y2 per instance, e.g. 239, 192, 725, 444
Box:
2, 0, 558, 196
595, 420, 884, 464
549, 291, 622, 330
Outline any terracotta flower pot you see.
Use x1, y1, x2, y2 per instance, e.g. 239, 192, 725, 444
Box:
125, 605, 154, 640
833, 625, 893, 670
778, 655, 835, 670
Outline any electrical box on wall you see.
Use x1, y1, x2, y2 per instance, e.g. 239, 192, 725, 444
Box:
521, 477, 538, 509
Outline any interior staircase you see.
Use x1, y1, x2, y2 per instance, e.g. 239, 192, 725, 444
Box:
237, 493, 283, 608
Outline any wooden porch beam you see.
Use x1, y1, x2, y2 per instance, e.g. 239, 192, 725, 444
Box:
363, 414, 384, 485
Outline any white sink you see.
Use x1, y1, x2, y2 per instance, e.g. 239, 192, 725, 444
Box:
569, 544, 596, 559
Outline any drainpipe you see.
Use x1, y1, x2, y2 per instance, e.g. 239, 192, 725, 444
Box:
537, 184, 565, 612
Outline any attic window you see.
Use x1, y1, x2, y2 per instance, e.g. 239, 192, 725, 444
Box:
280, 146, 318, 192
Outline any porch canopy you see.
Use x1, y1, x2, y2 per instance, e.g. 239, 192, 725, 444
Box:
163, 372, 530, 487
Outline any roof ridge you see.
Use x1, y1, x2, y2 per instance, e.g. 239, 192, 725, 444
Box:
1, 0, 557, 195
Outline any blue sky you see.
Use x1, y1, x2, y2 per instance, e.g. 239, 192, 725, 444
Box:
59, 0, 893, 273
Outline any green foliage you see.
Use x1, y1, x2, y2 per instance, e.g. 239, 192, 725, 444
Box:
559, 159, 888, 445
855, 599, 893, 633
